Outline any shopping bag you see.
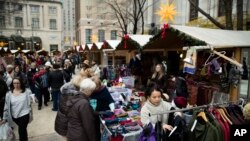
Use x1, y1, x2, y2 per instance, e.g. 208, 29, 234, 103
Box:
0, 122, 15, 141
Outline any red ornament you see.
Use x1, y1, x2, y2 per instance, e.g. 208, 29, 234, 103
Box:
123, 34, 129, 49
161, 23, 169, 39
103, 42, 107, 49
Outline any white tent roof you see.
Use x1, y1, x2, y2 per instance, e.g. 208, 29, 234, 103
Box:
105, 40, 120, 49
129, 34, 153, 47
171, 25, 250, 48
10, 50, 18, 53
22, 50, 30, 53
86, 44, 93, 49
94, 42, 103, 49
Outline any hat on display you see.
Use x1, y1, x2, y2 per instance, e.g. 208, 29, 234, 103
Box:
173, 97, 187, 109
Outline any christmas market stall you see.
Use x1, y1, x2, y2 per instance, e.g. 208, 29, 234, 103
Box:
89, 42, 102, 64
100, 40, 120, 67
171, 24, 250, 103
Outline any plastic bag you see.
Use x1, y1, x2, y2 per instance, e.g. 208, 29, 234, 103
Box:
0, 122, 15, 141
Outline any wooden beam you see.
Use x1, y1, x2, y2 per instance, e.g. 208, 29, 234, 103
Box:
229, 47, 241, 102
212, 50, 243, 68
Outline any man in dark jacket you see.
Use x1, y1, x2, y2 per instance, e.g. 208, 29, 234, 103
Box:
48, 63, 64, 111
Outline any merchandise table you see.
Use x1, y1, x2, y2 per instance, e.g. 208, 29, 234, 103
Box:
99, 87, 143, 141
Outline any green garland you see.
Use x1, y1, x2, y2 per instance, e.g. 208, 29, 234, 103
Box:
144, 26, 207, 49
116, 37, 141, 51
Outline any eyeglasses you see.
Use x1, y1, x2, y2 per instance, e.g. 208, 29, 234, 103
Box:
13, 83, 20, 84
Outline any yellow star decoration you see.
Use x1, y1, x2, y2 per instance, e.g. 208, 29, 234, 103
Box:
91, 35, 98, 43
156, 2, 177, 23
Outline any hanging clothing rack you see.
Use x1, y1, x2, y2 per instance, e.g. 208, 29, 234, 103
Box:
149, 99, 244, 116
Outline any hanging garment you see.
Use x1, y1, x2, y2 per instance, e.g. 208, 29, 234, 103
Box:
187, 84, 198, 105
213, 109, 230, 141
183, 47, 197, 74
163, 115, 188, 141
188, 112, 221, 141
228, 66, 241, 87
155, 121, 162, 141
196, 86, 213, 106
138, 122, 156, 141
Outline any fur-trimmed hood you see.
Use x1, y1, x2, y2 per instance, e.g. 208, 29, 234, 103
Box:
60, 82, 80, 96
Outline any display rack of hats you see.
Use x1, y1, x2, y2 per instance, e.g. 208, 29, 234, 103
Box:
99, 87, 144, 140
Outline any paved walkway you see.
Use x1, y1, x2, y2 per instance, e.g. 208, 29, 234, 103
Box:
13, 101, 65, 141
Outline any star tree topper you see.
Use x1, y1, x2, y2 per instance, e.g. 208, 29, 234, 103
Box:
156, 1, 177, 23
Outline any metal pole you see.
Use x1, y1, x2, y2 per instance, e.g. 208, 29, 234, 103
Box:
31, 24, 34, 51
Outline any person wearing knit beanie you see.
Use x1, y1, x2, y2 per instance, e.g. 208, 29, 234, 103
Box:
172, 96, 188, 109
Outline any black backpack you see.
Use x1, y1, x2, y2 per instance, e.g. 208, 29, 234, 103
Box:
39, 73, 49, 88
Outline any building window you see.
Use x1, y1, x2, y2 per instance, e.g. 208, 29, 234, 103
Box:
15, 17, 23, 27
14, 4, 22, 11
32, 18, 39, 29
50, 44, 58, 52
111, 30, 117, 40
49, 6, 57, 14
0, 2, 4, 11
0, 16, 5, 27
50, 19, 57, 29
85, 29, 92, 44
218, 0, 225, 17
98, 30, 105, 42
31, 5, 39, 13
189, 0, 199, 21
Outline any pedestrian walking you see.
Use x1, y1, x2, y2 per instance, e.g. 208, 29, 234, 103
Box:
27, 62, 38, 94
2, 77, 32, 141
33, 65, 50, 110
48, 63, 64, 111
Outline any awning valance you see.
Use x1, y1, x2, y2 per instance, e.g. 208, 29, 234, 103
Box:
31, 36, 42, 43
11, 35, 25, 43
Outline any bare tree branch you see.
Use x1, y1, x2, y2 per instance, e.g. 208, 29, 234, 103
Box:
188, 0, 226, 29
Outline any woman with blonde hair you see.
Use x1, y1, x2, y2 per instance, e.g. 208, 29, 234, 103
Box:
148, 63, 168, 94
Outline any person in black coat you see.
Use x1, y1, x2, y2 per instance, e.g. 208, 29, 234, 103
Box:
0, 70, 8, 119
48, 63, 64, 111
27, 62, 38, 94
175, 72, 188, 99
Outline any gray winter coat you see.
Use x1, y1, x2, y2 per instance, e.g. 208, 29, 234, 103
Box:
55, 82, 80, 136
